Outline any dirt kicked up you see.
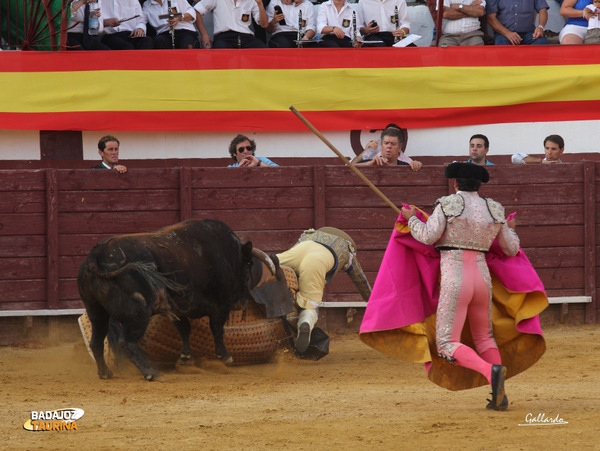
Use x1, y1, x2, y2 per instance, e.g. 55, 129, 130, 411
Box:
0, 325, 598, 450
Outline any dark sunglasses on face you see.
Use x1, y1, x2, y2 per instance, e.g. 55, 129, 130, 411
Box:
237, 146, 254, 153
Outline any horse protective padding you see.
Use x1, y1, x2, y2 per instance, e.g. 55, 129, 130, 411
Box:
79, 265, 300, 367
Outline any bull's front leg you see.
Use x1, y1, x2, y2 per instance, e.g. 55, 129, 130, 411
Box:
172, 317, 194, 367
209, 310, 232, 364
87, 306, 113, 379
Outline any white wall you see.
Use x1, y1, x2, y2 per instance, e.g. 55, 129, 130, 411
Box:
1, 119, 593, 162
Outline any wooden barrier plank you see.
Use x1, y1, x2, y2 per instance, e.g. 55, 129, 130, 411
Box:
0, 170, 46, 190
58, 211, 181, 234
0, 280, 46, 302
190, 209, 315, 231
57, 169, 180, 190
0, 258, 46, 280
0, 213, 46, 235
0, 236, 46, 257
0, 191, 45, 213
190, 167, 314, 188
191, 187, 313, 210
59, 190, 180, 212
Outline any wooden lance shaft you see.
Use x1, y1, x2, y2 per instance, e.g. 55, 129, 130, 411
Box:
289, 106, 401, 215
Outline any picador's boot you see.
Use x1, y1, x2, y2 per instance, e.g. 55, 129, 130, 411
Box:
296, 308, 318, 354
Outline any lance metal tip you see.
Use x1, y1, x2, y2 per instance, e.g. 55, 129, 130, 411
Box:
289, 106, 401, 215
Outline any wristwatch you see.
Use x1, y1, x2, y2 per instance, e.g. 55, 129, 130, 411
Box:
458, 4, 464, 10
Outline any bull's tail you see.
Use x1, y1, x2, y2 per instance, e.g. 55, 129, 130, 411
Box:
87, 261, 187, 296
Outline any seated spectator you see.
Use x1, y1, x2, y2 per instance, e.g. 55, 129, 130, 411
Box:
559, 0, 592, 45
101, 0, 153, 49
358, 0, 411, 47
353, 128, 422, 171
92, 135, 128, 173
67, 0, 111, 50
512, 134, 565, 164
266, 0, 317, 48
467, 134, 494, 165
143, 0, 198, 49
486, 0, 549, 45
317, 0, 362, 48
228, 134, 278, 167
583, 0, 600, 43
351, 123, 413, 165
438, 0, 486, 46
193, 0, 268, 49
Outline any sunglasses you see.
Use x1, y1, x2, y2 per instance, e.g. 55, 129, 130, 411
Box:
237, 146, 254, 152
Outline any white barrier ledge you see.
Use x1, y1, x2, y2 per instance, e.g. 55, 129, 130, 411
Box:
322, 296, 592, 308
0, 297, 592, 316
0, 309, 86, 317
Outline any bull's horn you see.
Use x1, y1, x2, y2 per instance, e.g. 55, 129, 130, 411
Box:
251, 248, 276, 276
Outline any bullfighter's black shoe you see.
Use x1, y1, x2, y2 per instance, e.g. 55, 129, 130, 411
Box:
486, 394, 509, 411
490, 364, 507, 409
296, 323, 311, 354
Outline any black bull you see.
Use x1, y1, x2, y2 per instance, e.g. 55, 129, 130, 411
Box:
78, 219, 290, 381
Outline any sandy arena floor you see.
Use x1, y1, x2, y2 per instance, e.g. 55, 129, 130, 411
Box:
0, 325, 599, 450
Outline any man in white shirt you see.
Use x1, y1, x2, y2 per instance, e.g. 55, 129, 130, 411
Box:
266, 0, 316, 48
439, 0, 485, 46
102, 0, 153, 49
194, 0, 268, 48
358, 0, 411, 47
512, 135, 565, 164
143, 0, 199, 49
67, 0, 111, 50
317, 0, 362, 48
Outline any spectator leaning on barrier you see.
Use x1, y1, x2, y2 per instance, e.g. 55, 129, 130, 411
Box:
92, 135, 128, 173
353, 127, 422, 171
486, 0, 549, 45
227, 134, 278, 167
512, 134, 565, 164
467, 134, 494, 165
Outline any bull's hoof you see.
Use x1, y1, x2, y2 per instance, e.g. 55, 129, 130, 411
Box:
98, 368, 113, 379
217, 354, 234, 365
143, 370, 162, 381
176, 354, 195, 367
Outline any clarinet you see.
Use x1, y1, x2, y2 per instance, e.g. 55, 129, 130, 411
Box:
394, 6, 399, 44
297, 9, 303, 48
352, 10, 357, 47
167, 0, 176, 49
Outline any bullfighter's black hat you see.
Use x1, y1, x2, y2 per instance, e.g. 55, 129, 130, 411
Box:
445, 162, 489, 183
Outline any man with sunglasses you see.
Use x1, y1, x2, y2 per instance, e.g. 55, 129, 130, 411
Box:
227, 134, 278, 167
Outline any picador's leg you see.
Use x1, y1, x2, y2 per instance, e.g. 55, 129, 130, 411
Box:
209, 310, 232, 364
172, 317, 194, 366
87, 304, 113, 379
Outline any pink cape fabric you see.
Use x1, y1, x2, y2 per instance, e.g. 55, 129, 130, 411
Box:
359, 211, 548, 390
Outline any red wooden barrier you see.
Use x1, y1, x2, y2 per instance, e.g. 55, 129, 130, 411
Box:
0, 164, 597, 324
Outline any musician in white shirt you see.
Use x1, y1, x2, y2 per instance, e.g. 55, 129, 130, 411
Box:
193, 0, 268, 48
358, 0, 410, 47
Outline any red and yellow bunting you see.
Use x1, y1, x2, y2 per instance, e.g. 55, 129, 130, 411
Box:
1, 47, 599, 132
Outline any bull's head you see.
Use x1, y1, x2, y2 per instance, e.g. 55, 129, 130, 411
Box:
248, 251, 294, 318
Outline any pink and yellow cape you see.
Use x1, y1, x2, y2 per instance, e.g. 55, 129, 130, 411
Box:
359, 209, 549, 391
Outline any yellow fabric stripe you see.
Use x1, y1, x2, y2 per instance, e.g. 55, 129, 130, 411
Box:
3, 65, 600, 113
